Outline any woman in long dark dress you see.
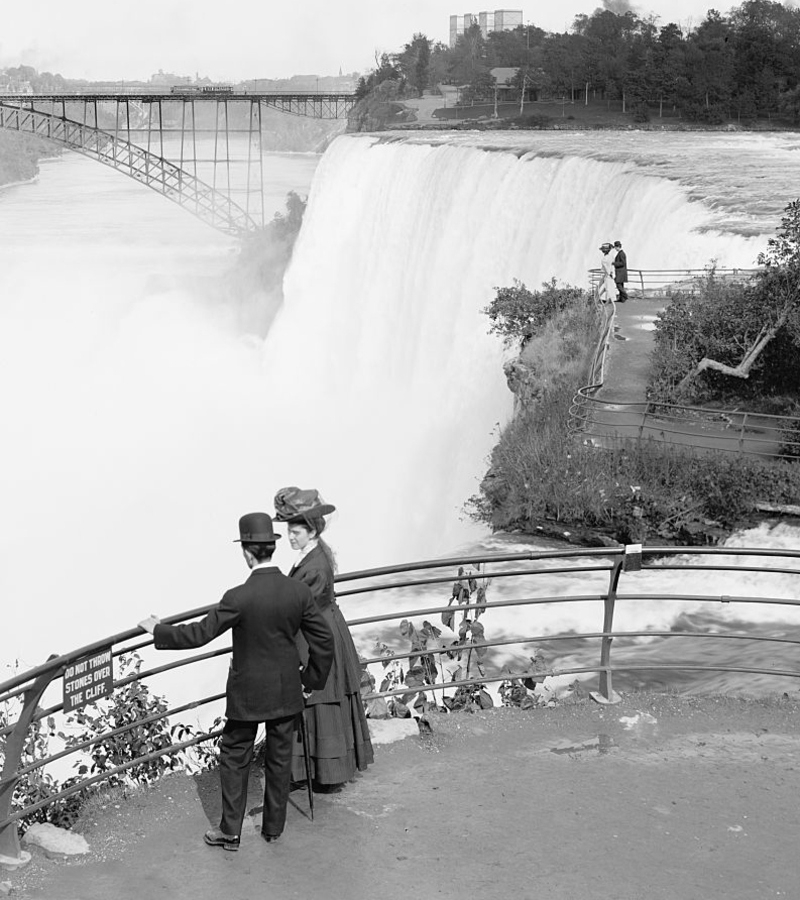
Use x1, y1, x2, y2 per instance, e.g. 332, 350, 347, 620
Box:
274, 486, 374, 788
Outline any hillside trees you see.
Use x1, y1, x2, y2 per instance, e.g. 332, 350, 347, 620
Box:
354, 0, 800, 122
448, 22, 490, 87
396, 34, 432, 96
355, 53, 402, 100
542, 33, 587, 101
729, 0, 800, 116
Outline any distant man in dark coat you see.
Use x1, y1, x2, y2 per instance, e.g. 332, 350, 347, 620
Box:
613, 240, 628, 302
138, 512, 334, 851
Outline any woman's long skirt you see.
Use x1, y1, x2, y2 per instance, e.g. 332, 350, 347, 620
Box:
292, 602, 374, 784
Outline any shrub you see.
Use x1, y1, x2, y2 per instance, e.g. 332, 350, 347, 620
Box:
648, 272, 771, 404
482, 278, 587, 349
64, 653, 181, 789
0, 652, 219, 833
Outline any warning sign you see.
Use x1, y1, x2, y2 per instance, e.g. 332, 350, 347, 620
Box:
63, 647, 114, 712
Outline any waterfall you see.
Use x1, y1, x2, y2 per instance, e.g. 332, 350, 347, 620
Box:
0, 134, 792, 670
258, 134, 768, 569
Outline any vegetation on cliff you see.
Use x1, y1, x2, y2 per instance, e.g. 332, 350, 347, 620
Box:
348, 78, 415, 132
649, 200, 800, 421
0, 131, 57, 187
469, 279, 800, 546
225, 191, 307, 335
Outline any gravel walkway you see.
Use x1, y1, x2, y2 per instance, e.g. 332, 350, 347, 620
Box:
7, 693, 800, 900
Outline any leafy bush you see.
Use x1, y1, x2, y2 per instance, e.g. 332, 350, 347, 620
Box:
648, 275, 757, 403
0, 652, 219, 833
64, 654, 180, 789
482, 278, 587, 349
650, 202, 800, 407
363, 566, 551, 717
0, 709, 86, 832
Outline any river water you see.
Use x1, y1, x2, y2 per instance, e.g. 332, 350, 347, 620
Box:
1, 134, 799, 701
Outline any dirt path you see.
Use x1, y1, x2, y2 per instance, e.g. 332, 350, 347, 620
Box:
597, 298, 664, 404
7, 693, 800, 900
399, 95, 446, 124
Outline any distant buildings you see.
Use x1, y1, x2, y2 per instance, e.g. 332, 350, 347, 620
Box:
0, 77, 33, 94
449, 9, 524, 47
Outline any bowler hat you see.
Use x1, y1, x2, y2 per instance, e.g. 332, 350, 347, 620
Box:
234, 512, 281, 543
273, 486, 336, 523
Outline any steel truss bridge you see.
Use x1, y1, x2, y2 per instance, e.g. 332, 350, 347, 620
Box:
0, 91, 358, 235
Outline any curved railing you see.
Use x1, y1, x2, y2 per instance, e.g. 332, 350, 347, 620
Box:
2, 545, 800, 862
570, 391, 800, 460
574, 266, 799, 459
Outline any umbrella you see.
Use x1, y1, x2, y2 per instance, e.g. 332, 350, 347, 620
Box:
298, 710, 314, 821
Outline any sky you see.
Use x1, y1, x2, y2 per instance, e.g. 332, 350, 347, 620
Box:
0, 1, 785, 83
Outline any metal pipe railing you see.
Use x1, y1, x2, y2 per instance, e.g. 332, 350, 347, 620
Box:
570, 388, 800, 460
587, 267, 760, 300
576, 266, 799, 459
2, 544, 800, 862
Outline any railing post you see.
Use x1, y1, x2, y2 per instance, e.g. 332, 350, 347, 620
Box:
0, 657, 60, 866
590, 553, 626, 705
638, 402, 649, 442
738, 413, 747, 457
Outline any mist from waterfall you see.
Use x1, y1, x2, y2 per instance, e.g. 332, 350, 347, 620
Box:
1, 133, 798, 675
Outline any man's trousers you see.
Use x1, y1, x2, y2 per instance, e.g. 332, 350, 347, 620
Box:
218, 714, 296, 838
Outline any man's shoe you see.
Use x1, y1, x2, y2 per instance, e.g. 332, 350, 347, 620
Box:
204, 828, 240, 851
261, 831, 281, 843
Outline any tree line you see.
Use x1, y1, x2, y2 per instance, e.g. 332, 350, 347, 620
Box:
357, 0, 800, 124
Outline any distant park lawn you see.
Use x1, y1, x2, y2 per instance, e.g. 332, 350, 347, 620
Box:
432, 97, 665, 126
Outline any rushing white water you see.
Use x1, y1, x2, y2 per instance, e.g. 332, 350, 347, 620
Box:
1, 132, 799, 697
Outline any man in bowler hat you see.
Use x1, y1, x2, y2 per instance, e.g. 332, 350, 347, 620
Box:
613, 240, 628, 302
138, 512, 334, 850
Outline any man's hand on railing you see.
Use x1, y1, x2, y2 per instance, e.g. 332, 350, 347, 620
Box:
138, 615, 161, 634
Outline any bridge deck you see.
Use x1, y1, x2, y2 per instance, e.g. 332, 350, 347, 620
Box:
0, 92, 357, 101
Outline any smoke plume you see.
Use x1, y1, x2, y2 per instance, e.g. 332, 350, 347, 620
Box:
602, 0, 636, 13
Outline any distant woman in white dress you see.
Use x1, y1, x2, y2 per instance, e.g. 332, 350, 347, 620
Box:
599, 242, 617, 303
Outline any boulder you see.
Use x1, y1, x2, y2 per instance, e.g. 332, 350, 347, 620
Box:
22, 823, 89, 860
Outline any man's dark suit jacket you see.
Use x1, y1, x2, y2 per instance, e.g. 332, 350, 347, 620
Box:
153, 566, 334, 721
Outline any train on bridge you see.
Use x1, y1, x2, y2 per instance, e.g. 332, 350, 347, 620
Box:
169, 84, 233, 94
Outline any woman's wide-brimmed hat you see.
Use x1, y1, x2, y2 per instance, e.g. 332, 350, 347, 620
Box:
273, 486, 336, 523
234, 512, 282, 543
600, 242, 613, 250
